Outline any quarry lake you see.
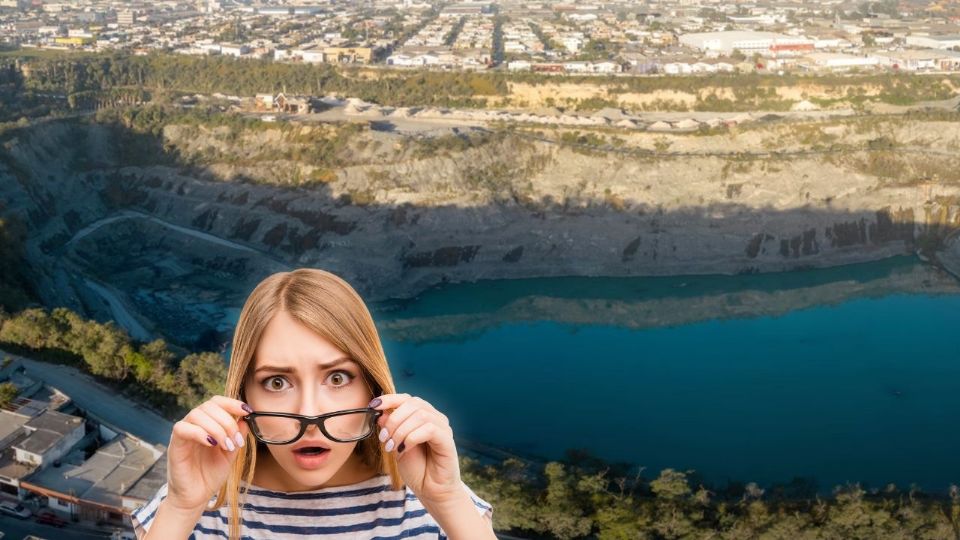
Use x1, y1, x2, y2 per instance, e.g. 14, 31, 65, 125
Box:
362, 256, 960, 494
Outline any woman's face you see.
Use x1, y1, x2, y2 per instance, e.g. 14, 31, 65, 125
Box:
244, 310, 375, 490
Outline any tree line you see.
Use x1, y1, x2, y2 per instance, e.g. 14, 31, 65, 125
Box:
3, 50, 958, 116
1, 51, 507, 109
461, 453, 960, 539
0, 306, 227, 417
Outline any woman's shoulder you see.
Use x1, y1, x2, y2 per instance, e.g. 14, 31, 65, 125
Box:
401, 480, 494, 523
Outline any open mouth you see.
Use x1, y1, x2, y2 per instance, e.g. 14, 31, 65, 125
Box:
295, 447, 329, 456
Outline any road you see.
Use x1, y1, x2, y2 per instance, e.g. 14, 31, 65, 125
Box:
0, 513, 109, 539
58, 208, 291, 344
5, 353, 174, 446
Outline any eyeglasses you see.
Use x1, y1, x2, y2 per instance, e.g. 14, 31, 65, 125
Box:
242, 407, 383, 445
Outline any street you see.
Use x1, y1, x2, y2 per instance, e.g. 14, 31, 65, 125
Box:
5, 353, 174, 446
0, 513, 109, 539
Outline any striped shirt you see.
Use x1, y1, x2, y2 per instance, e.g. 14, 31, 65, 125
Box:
130, 474, 493, 539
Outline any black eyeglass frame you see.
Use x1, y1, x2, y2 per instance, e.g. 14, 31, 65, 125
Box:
242, 407, 383, 445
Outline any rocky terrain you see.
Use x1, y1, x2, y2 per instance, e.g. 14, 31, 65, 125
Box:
2, 109, 960, 348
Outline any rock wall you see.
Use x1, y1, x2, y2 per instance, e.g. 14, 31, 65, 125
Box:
3, 115, 960, 346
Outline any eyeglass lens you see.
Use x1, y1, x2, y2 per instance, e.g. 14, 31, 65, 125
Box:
252, 410, 377, 443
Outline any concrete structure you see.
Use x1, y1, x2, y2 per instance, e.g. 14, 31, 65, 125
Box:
13, 410, 85, 467
875, 49, 960, 71
0, 411, 34, 498
324, 46, 373, 64
905, 35, 960, 50
54, 36, 95, 46
219, 43, 250, 57
117, 11, 135, 25
800, 52, 880, 71
23, 434, 163, 525
679, 31, 813, 56
0, 356, 173, 532
0, 0, 31, 10
300, 48, 325, 63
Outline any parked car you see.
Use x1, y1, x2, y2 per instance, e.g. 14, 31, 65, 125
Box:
34, 509, 67, 527
0, 500, 31, 519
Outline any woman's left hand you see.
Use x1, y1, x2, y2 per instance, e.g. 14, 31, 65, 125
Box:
370, 394, 463, 506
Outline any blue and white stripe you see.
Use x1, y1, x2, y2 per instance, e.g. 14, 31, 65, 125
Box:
130, 474, 493, 539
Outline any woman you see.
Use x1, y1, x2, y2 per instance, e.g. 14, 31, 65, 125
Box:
131, 269, 495, 539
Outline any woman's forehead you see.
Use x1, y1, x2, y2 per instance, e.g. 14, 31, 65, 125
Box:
251, 355, 358, 373
254, 310, 349, 367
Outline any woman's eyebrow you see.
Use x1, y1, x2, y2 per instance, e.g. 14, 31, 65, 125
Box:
253, 357, 354, 374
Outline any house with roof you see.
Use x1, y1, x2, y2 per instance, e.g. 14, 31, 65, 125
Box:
274, 92, 317, 114
0, 357, 171, 528
905, 35, 960, 50
22, 433, 163, 525
0, 410, 36, 498
13, 409, 85, 467
875, 49, 960, 71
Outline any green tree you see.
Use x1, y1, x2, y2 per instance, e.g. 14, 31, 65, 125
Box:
77, 320, 131, 380
0, 381, 18, 407
650, 469, 692, 501
124, 348, 151, 382
176, 351, 227, 407
460, 456, 543, 532
539, 462, 595, 538
0, 308, 56, 349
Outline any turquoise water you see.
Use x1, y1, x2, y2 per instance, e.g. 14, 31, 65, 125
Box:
371, 257, 960, 494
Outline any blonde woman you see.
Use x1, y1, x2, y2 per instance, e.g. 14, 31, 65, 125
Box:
131, 269, 495, 539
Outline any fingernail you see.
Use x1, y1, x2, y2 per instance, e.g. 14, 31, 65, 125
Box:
385, 438, 395, 452
206, 435, 218, 447
224, 437, 235, 452
368, 397, 382, 408
398, 442, 405, 453
234, 432, 244, 448
379, 427, 389, 442
241, 403, 253, 414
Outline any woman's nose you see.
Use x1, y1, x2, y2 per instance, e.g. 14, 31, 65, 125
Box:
297, 391, 339, 417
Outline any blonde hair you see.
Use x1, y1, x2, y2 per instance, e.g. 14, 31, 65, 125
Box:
212, 268, 402, 540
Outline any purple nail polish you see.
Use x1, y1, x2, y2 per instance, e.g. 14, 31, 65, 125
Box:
206, 435, 218, 446
241, 403, 253, 414
368, 397, 382, 408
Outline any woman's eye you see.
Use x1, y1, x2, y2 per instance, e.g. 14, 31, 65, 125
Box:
263, 376, 290, 392
327, 370, 354, 388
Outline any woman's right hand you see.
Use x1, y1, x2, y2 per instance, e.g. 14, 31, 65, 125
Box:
165, 396, 252, 512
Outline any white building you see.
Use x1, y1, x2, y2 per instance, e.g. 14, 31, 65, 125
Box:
386, 53, 418, 66
12, 410, 84, 468
561, 36, 583, 53
905, 35, 960, 50
679, 31, 813, 55
300, 49, 325, 63
800, 52, 879, 71
812, 38, 851, 50
117, 11, 136, 25
593, 61, 622, 73
875, 49, 960, 71
219, 43, 250, 57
